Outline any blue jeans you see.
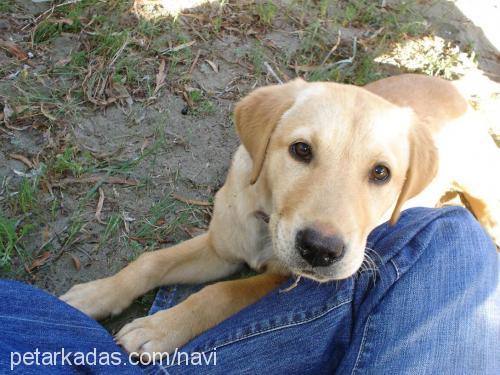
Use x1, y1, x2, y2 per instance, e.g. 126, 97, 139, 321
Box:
0, 207, 498, 374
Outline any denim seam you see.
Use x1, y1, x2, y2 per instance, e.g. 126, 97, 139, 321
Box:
351, 314, 372, 375
390, 259, 400, 280
163, 298, 352, 370
0, 315, 103, 331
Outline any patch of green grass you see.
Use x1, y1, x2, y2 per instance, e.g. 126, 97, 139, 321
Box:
0, 215, 32, 271
294, 19, 327, 66
132, 193, 207, 247
113, 56, 141, 84
0, 0, 14, 13
33, 5, 87, 45
127, 239, 144, 261
212, 16, 223, 34
33, 21, 62, 45
94, 137, 165, 176
284, 0, 428, 85
63, 215, 85, 248
92, 30, 129, 59
18, 177, 39, 213
137, 18, 162, 38
9, 0, 198, 113
50, 198, 60, 221
341, 0, 379, 27
349, 54, 385, 85
54, 136, 169, 251
134, 194, 177, 241
308, 52, 385, 85
1, 77, 81, 125
28, 0, 163, 107
51, 147, 85, 177
101, 213, 122, 244
256, 2, 277, 26
187, 89, 215, 117
52, 51, 88, 80
317, 0, 333, 17
0, 216, 19, 270
240, 43, 267, 76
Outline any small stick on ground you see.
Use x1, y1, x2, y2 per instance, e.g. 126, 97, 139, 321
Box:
95, 187, 106, 224
264, 61, 283, 84
320, 30, 342, 66
189, 49, 202, 75
172, 193, 212, 206
9, 153, 34, 169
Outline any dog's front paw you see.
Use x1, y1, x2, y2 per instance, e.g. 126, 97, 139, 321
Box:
60, 277, 133, 319
116, 310, 192, 359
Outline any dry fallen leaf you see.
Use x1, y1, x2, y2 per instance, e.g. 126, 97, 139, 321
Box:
95, 187, 105, 224
154, 58, 167, 95
182, 225, 205, 238
55, 57, 71, 67
9, 153, 34, 169
3, 102, 14, 124
155, 218, 166, 226
291, 63, 320, 72
0, 40, 28, 61
160, 40, 195, 54
25, 251, 51, 273
70, 254, 81, 271
48, 18, 74, 26
40, 103, 57, 121
205, 59, 219, 73
140, 139, 150, 154
42, 226, 50, 242
189, 49, 201, 74
109, 82, 132, 106
172, 193, 212, 206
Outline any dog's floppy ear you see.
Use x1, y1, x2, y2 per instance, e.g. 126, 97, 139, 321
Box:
234, 78, 306, 184
390, 124, 439, 224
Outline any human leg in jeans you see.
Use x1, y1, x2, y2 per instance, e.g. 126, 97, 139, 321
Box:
0, 279, 142, 374
145, 207, 499, 374
0, 207, 498, 374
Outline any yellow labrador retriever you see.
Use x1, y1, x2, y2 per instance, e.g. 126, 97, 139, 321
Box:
61, 74, 499, 356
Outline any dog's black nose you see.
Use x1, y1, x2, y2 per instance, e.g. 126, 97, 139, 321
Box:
296, 228, 345, 267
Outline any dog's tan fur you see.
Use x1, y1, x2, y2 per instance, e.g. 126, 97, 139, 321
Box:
61, 74, 499, 357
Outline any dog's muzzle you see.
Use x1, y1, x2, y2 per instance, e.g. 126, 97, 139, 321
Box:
296, 228, 345, 267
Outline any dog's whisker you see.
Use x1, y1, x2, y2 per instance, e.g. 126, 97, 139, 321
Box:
365, 247, 383, 265
357, 247, 382, 284
279, 275, 302, 293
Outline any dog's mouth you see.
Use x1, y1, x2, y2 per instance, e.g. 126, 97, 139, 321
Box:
291, 264, 355, 282
270, 214, 367, 281
293, 269, 330, 282
275, 240, 366, 282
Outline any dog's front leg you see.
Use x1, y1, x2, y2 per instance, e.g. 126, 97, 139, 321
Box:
115, 273, 286, 358
60, 233, 240, 319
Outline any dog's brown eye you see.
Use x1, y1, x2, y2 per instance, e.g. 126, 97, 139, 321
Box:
290, 142, 313, 162
370, 164, 390, 183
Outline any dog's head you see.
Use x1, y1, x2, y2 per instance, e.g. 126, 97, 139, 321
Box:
234, 79, 438, 280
